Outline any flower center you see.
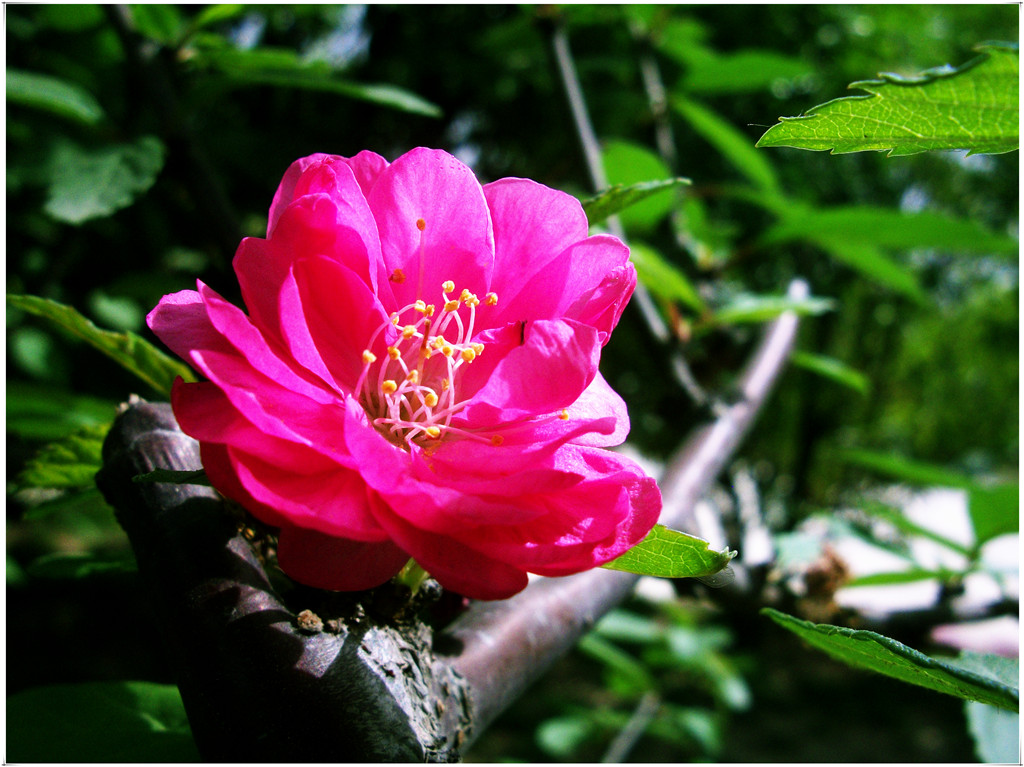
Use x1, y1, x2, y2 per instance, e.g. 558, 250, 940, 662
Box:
358, 277, 498, 448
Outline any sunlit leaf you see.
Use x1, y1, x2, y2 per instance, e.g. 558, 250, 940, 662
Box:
628, 242, 705, 312
790, 351, 870, 395
17, 423, 108, 489
7, 681, 200, 762
812, 238, 926, 303
763, 608, 1019, 711
7, 294, 195, 396
679, 50, 811, 95
602, 524, 736, 579
6, 69, 105, 126
756, 44, 1019, 156
45, 137, 166, 224
130, 4, 186, 47
709, 294, 835, 326
188, 4, 244, 34
6, 381, 117, 441
601, 140, 678, 232
193, 46, 442, 117
582, 177, 691, 227
673, 97, 780, 194
843, 569, 948, 587
839, 448, 975, 488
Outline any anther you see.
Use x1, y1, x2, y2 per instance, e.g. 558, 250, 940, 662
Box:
387, 346, 401, 360
424, 392, 439, 407
382, 380, 398, 395
424, 425, 441, 439
442, 280, 455, 293
390, 269, 406, 283
470, 342, 484, 355
441, 344, 454, 357
460, 348, 476, 363
444, 299, 460, 312
491, 435, 504, 446
406, 370, 419, 383
402, 325, 417, 339
413, 300, 427, 314
416, 218, 426, 231
362, 350, 377, 364
558, 409, 569, 420
485, 292, 498, 306
459, 288, 471, 302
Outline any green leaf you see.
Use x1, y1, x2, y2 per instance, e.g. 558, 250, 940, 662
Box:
839, 448, 976, 488
761, 205, 1018, 256
762, 608, 1019, 711
45, 137, 166, 224
6, 381, 117, 441
188, 4, 245, 34
18, 423, 108, 489
844, 569, 949, 587
194, 46, 442, 117
708, 293, 835, 326
130, 4, 186, 47
7, 294, 195, 396
967, 483, 1019, 545
628, 242, 705, 312
790, 351, 870, 395
756, 44, 1019, 156
602, 524, 736, 579
132, 468, 211, 486
20, 486, 112, 521
810, 238, 926, 303
6, 69, 105, 126
858, 500, 973, 557
678, 50, 811, 95
582, 177, 691, 227
6, 681, 200, 762
673, 97, 780, 195
26, 551, 137, 580
600, 140, 677, 233
577, 633, 656, 690
956, 654, 1021, 762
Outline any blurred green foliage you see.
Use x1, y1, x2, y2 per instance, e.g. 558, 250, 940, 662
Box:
6, 3, 1018, 762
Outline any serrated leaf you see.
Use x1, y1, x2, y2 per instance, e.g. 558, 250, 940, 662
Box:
708, 293, 835, 326
673, 97, 780, 195
762, 608, 1019, 711
6, 681, 200, 762
790, 351, 870, 395
18, 423, 108, 489
132, 468, 211, 486
26, 551, 137, 580
194, 46, 442, 117
45, 137, 166, 224
602, 524, 736, 579
6, 69, 105, 126
628, 242, 705, 312
7, 294, 195, 396
582, 177, 691, 227
757, 44, 1019, 156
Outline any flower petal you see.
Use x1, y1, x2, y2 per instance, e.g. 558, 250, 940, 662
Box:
277, 524, 408, 591
367, 147, 493, 309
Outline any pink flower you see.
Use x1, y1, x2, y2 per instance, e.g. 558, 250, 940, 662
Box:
147, 148, 661, 600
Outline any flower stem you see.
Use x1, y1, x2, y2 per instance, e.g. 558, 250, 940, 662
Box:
393, 558, 431, 595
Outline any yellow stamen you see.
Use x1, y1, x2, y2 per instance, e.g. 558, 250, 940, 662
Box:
362, 350, 376, 364
425, 425, 441, 439
442, 280, 455, 293
406, 370, 419, 384
470, 342, 484, 355
558, 409, 569, 420
442, 379, 450, 390
424, 392, 439, 407
416, 218, 426, 231
387, 346, 401, 360
441, 344, 454, 357
464, 293, 480, 307
382, 380, 398, 395
413, 300, 427, 314
402, 325, 417, 339
460, 348, 476, 363
485, 292, 498, 306
444, 299, 460, 312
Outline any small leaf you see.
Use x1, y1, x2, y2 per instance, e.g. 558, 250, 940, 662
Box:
18, 423, 108, 489
843, 569, 949, 587
839, 448, 975, 488
807, 237, 926, 303
6, 381, 117, 441
132, 468, 211, 486
189, 4, 245, 33
582, 177, 691, 227
193, 46, 442, 117
858, 500, 973, 557
756, 44, 1019, 156
7, 294, 195, 396
602, 524, 736, 579
45, 137, 166, 224
26, 551, 137, 580
628, 242, 705, 312
600, 140, 679, 232
790, 351, 870, 395
679, 49, 811, 95
967, 483, 1019, 545
6, 681, 200, 762
130, 4, 186, 46
673, 97, 780, 194
762, 608, 1019, 711
6, 69, 105, 126
708, 293, 835, 326
20, 486, 112, 521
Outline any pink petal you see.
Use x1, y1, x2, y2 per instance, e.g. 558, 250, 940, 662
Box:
339, 149, 390, 199
268, 153, 340, 236
368, 494, 529, 600
456, 318, 601, 427
565, 261, 638, 342
289, 255, 396, 391
276, 524, 408, 592
483, 177, 589, 310
490, 235, 633, 337
367, 147, 493, 310
564, 372, 631, 447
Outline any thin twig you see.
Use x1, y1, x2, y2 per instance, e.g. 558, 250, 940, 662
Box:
548, 19, 710, 407
601, 690, 661, 762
